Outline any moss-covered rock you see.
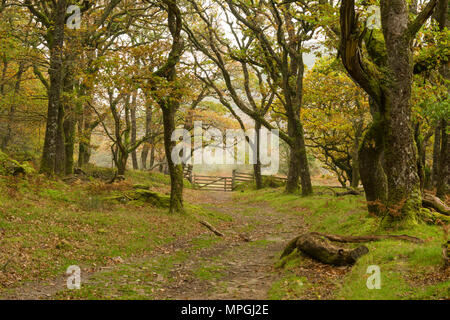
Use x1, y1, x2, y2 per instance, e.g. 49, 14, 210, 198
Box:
132, 184, 150, 190
134, 189, 170, 208
104, 189, 170, 208
0, 150, 35, 176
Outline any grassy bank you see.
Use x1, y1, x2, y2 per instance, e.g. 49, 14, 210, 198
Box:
234, 187, 449, 300
0, 169, 220, 295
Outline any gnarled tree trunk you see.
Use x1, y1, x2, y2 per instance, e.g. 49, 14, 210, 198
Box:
340, 0, 438, 225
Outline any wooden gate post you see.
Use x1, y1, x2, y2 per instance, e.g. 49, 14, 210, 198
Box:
232, 169, 236, 191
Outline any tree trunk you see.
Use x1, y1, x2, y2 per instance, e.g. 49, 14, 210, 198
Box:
54, 103, 66, 175
63, 69, 76, 175
286, 121, 301, 194
350, 125, 362, 189
141, 144, 149, 170
0, 54, 7, 96
141, 104, 153, 170
415, 122, 426, 192
379, 1, 422, 224
152, 0, 184, 213
78, 107, 94, 167
130, 93, 139, 170
40, 0, 67, 176
150, 146, 156, 168
340, 0, 437, 224
78, 129, 92, 167
63, 114, 76, 175
1, 62, 25, 150
286, 117, 312, 195
432, 123, 441, 186
162, 105, 184, 213
435, 0, 449, 198
116, 150, 128, 176
254, 121, 263, 189
358, 103, 388, 216
436, 120, 449, 198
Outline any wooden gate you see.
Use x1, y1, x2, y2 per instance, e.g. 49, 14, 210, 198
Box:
190, 170, 254, 192
184, 168, 286, 192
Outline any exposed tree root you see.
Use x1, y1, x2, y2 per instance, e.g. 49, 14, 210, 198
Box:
422, 194, 450, 216
420, 208, 450, 224
281, 232, 425, 266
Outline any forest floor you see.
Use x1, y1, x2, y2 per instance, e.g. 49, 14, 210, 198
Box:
0, 169, 448, 299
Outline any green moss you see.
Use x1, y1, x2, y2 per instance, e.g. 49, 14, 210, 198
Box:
0, 150, 36, 175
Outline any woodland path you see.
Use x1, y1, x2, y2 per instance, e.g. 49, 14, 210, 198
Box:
1, 190, 348, 300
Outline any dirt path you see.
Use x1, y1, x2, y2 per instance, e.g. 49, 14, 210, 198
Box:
153, 190, 305, 299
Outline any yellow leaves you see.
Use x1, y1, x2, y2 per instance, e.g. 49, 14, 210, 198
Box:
190, 109, 240, 131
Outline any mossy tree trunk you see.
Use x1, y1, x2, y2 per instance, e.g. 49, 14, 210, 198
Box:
162, 105, 184, 213
39, 0, 68, 176
286, 116, 312, 196
358, 114, 388, 216
150, 0, 184, 213
431, 123, 441, 186
435, 0, 449, 198
116, 149, 128, 176
436, 120, 449, 198
340, 0, 438, 225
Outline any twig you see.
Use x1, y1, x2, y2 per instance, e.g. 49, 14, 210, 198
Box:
199, 220, 224, 237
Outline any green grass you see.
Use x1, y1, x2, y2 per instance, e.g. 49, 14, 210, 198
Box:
268, 274, 310, 300
0, 170, 202, 293
193, 263, 226, 281
235, 187, 449, 300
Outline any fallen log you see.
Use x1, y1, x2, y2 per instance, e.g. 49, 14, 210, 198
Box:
422, 194, 450, 216
281, 233, 369, 266
281, 232, 425, 266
